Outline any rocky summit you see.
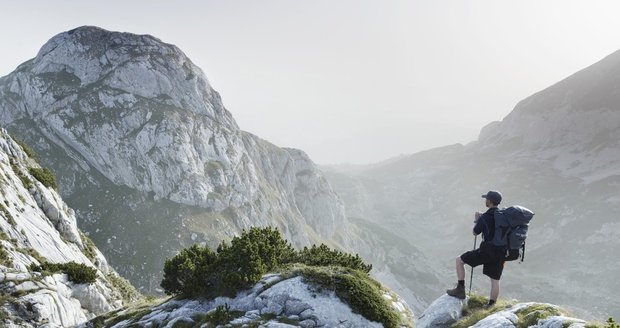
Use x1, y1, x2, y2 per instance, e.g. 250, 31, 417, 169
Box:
80, 272, 414, 328
0, 26, 357, 293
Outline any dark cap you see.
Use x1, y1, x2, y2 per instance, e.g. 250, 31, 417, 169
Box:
482, 190, 502, 205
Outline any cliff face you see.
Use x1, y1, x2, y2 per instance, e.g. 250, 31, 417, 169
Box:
0, 26, 354, 292
0, 129, 138, 327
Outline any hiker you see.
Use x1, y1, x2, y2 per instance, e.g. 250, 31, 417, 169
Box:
446, 190, 504, 308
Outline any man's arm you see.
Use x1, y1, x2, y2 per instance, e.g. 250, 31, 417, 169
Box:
472, 212, 485, 236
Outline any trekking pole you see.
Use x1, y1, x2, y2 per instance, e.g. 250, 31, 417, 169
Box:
468, 235, 477, 296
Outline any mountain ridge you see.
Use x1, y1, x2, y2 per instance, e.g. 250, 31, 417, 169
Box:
0, 26, 366, 296
322, 47, 620, 318
0, 129, 140, 327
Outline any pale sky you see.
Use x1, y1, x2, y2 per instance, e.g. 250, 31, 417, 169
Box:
2, 1, 620, 164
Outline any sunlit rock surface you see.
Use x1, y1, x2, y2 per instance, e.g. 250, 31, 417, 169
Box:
0, 26, 357, 293
0, 129, 137, 327
80, 273, 414, 328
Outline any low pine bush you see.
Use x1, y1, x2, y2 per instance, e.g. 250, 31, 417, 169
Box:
28, 167, 57, 189
160, 227, 370, 298
30, 261, 97, 284
159, 227, 402, 327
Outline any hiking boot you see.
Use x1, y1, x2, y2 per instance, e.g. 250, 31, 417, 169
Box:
484, 301, 496, 309
446, 285, 466, 299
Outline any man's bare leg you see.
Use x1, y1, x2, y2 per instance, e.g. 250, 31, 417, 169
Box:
490, 278, 500, 301
446, 256, 467, 299
456, 256, 465, 280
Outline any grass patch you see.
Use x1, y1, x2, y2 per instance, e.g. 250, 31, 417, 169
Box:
204, 160, 224, 179
588, 318, 620, 328
87, 297, 169, 327
198, 304, 243, 326
13, 138, 37, 160
10, 160, 33, 190
452, 294, 516, 328
290, 264, 403, 328
0, 243, 13, 267
104, 307, 152, 327
0, 202, 16, 227
515, 304, 563, 328
0, 290, 17, 321
0, 308, 9, 321
106, 272, 142, 304
79, 231, 98, 262
28, 167, 57, 189
17, 247, 46, 264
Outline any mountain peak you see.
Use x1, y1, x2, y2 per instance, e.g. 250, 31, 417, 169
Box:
37, 25, 172, 63
10, 25, 236, 127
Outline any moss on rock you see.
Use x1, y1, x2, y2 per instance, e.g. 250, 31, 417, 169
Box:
288, 264, 406, 328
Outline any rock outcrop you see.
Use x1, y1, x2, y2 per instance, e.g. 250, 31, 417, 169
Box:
416, 295, 465, 328
0, 129, 139, 327
0, 26, 357, 293
81, 272, 414, 328
418, 295, 588, 328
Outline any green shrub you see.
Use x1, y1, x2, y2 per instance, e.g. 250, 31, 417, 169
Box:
28, 167, 57, 189
14, 138, 37, 159
161, 244, 217, 296
216, 226, 297, 291
160, 227, 371, 299
296, 244, 372, 273
30, 261, 97, 284
607, 318, 620, 328
160, 227, 392, 326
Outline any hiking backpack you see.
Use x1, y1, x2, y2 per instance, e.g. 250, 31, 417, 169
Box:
491, 205, 534, 262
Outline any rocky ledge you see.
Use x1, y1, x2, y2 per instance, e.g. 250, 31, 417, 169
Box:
417, 294, 591, 328
81, 271, 414, 328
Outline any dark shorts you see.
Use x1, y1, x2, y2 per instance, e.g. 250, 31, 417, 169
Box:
460, 242, 505, 280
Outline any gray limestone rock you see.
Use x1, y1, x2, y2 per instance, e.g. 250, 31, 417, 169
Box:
0, 130, 136, 327
0, 26, 358, 294
416, 294, 465, 328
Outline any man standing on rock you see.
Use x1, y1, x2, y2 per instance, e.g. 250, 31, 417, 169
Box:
446, 190, 504, 308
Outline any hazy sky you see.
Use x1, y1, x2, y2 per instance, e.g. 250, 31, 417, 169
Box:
2, 1, 620, 164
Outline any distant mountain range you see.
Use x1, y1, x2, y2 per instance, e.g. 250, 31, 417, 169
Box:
322, 49, 620, 319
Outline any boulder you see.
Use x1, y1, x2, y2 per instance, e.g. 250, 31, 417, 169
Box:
416, 294, 465, 328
